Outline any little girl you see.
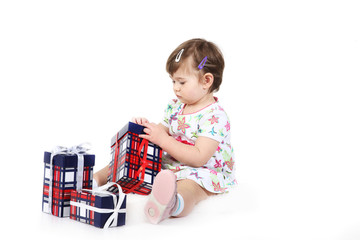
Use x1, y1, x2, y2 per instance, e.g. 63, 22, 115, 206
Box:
94, 38, 237, 224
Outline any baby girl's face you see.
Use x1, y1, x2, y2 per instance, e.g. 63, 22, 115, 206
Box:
170, 58, 208, 105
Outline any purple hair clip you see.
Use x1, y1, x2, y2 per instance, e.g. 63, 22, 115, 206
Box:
198, 56, 207, 70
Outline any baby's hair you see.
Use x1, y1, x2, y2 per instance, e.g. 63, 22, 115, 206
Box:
166, 38, 225, 93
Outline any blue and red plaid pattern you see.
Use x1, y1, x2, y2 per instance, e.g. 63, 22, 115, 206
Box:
70, 188, 126, 228
107, 122, 162, 195
42, 152, 95, 217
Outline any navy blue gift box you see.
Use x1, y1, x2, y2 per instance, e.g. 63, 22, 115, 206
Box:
70, 184, 126, 228
42, 151, 95, 217
107, 122, 163, 195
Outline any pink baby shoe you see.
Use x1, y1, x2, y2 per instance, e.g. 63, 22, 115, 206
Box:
144, 170, 178, 224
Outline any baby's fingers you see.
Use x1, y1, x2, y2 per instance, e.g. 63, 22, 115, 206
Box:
139, 134, 150, 140
131, 117, 149, 125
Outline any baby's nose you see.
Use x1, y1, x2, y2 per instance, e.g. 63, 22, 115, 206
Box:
173, 84, 180, 92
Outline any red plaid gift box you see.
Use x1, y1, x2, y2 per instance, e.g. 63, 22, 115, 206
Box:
42, 144, 95, 217
70, 182, 126, 228
107, 122, 162, 195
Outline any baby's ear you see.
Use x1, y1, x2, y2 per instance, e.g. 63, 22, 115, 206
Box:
202, 73, 214, 91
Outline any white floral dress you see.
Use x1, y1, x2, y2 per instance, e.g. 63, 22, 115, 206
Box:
161, 98, 237, 193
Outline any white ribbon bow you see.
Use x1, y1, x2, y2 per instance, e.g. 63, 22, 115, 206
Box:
46, 143, 91, 215
70, 182, 126, 229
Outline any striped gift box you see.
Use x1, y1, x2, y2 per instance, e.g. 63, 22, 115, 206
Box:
107, 122, 162, 195
70, 182, 126, 228
42, 149, 95, 217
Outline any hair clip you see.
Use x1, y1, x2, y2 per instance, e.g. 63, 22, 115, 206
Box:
175, 49, 184, 62
198, 56, 208, 69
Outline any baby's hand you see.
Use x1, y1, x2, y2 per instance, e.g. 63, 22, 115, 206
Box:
131, 117, 149, 125
140, 122, 169, 148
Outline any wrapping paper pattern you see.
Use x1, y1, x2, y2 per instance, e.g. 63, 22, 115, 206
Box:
42, 151, 95, 217
70, 183, 126, 228
108, 122, 162, 195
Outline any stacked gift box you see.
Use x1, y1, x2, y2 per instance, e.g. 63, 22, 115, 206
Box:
42, 122, 163, 228
70, 182, 126, 228
42, 146, 95, 217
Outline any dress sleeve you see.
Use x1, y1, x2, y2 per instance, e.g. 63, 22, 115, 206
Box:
198, 109, 231, 143
162, 99, 178, 128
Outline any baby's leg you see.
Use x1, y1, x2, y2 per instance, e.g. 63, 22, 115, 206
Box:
176, 179, 214, 217
144, 170, 215, 224
93, 164, 109, 186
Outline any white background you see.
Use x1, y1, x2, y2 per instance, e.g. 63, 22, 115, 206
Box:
1, 0, 359, 239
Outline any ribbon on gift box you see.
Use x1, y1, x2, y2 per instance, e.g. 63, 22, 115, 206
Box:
45, 143, 91, 215
126, 139, 149, 193
112, 136, 149, 194
70, 182, 126, 229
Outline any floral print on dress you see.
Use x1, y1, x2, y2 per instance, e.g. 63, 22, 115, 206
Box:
177, 117, 190, 134
161, 98, 237, 193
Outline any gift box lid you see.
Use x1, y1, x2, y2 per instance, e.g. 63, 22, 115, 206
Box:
44, 152, 95, 167
111, 122, 145, 147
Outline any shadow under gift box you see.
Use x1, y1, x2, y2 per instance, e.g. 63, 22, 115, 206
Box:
42, 152, 95, 217
107, 122, 163, 195
70, 189, 126, 228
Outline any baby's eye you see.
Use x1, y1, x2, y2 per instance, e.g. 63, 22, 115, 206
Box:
180, 82, 185, 85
